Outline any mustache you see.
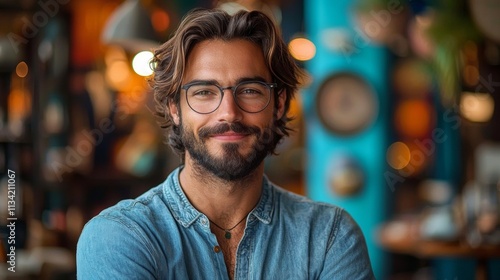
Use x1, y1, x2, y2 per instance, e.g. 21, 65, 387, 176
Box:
198, 122, 260, 139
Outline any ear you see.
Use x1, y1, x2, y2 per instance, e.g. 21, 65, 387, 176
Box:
168, 101, 180, 125
276, 89, 287, 120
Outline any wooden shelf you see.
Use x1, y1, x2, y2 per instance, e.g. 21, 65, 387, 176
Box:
378, 219, 500, 259
378, 218, 500, 280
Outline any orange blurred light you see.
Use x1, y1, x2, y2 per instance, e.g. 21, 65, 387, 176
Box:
104, 46, 127, 67
387, 142, 411, 170
16, 62, 29, 78
394, 100, 433, 138
105, 60, 131, 90
387, 141, 429, 176
289, 37, 316, 61
151, 9, 170, 32
8, 89, 31, 118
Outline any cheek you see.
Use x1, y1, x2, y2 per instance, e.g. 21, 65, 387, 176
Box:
179, 108, 211, 134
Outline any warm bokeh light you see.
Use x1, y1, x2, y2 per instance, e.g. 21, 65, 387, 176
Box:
289, 37, 316, 61
104, 46, 127, 67
151, 9, 170, 32
394, 100, 433, 138
15, 61, 28, 78
106, 60, 131, 89
8, 88, 31, 119
387, 141, 429, 176
460, 92, 495, 122
387, 141, 411, 170
132, 51, 154, 76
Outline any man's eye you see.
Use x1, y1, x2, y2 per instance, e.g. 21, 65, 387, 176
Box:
238, 88, 262, 95
195, 90, 213, 95
192, 89, 218, 97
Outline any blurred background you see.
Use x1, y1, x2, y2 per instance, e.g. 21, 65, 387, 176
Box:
1, 0, 500, 279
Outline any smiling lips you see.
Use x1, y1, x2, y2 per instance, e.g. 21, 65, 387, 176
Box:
211, 132, 248, 141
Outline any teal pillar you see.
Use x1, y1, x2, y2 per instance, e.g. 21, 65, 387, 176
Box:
303, 0, 390, 278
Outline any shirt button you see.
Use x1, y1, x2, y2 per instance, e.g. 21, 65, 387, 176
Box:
201, 218, 208, 225
213, 246, 221, 253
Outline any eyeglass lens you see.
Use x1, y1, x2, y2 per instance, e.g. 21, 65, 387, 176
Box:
186, 81, 271, 113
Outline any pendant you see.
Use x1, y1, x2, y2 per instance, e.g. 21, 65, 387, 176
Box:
224, 231, 231, 239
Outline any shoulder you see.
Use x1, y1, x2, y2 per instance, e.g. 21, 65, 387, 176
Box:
269, 186, 374, 278
78, 183, 167, 244
76, 184, 169, 278
272, 184, 345, 219
271, 183, 364, 244
78, 183, 171, 254
99, 184, 166, 222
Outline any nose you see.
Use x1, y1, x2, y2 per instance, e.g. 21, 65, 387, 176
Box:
217, 88, 243, 123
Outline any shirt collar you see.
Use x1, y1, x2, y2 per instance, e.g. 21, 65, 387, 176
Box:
250, 174, 274, 224
163, 167, 275, 227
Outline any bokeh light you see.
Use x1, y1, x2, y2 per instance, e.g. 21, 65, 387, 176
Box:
104, 46, 127, 67
460, 92, 494, 123
289, 37, 316, 61
387, 141, 411, 170
106, 60, 131, 89
16, 61, 28, 78
394, 100, 433, 138
387, 141, 429, 176
132, 51, 154, 77
151, 9, 170, 32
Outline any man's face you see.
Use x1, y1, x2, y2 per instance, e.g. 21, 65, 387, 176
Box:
170, 39, 285, 181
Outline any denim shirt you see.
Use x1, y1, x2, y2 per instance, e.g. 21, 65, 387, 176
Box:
77, 167, 375, 279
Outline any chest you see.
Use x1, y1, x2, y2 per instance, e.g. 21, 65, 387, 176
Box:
212, 226, 245, 279
155, 224, 325, 280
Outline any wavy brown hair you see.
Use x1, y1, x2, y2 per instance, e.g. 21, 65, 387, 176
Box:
150, 8, 304, 157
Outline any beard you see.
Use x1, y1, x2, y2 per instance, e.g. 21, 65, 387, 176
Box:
180, 121, 275, 182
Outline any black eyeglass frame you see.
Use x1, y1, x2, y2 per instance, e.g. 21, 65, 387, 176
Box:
180, 80, 278, 114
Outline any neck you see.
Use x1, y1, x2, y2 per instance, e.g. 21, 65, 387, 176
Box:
178, 154, 264, 226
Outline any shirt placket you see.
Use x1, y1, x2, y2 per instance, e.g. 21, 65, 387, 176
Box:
234, 215, 258, 280
199, 215, 230, 280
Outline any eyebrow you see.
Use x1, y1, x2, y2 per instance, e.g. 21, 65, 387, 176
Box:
184, 76, 269, 86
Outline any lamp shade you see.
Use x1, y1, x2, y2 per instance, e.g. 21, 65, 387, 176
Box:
102, 0, 160, 52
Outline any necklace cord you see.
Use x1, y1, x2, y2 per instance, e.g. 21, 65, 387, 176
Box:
209, 214, 248, 232
206, 201, 260, 239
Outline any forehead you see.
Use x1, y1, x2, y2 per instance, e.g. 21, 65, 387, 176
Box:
183, 39, 271, 84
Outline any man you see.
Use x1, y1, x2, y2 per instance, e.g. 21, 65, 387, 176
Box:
77, 8, 375, 279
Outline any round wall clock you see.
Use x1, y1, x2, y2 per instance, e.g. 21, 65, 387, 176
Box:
316, 73, 378, 135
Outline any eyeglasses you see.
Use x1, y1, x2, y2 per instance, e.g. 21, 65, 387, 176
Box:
181, 80, 278, 114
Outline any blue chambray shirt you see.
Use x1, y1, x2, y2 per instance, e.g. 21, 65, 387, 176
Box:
77, 167, 375, 279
